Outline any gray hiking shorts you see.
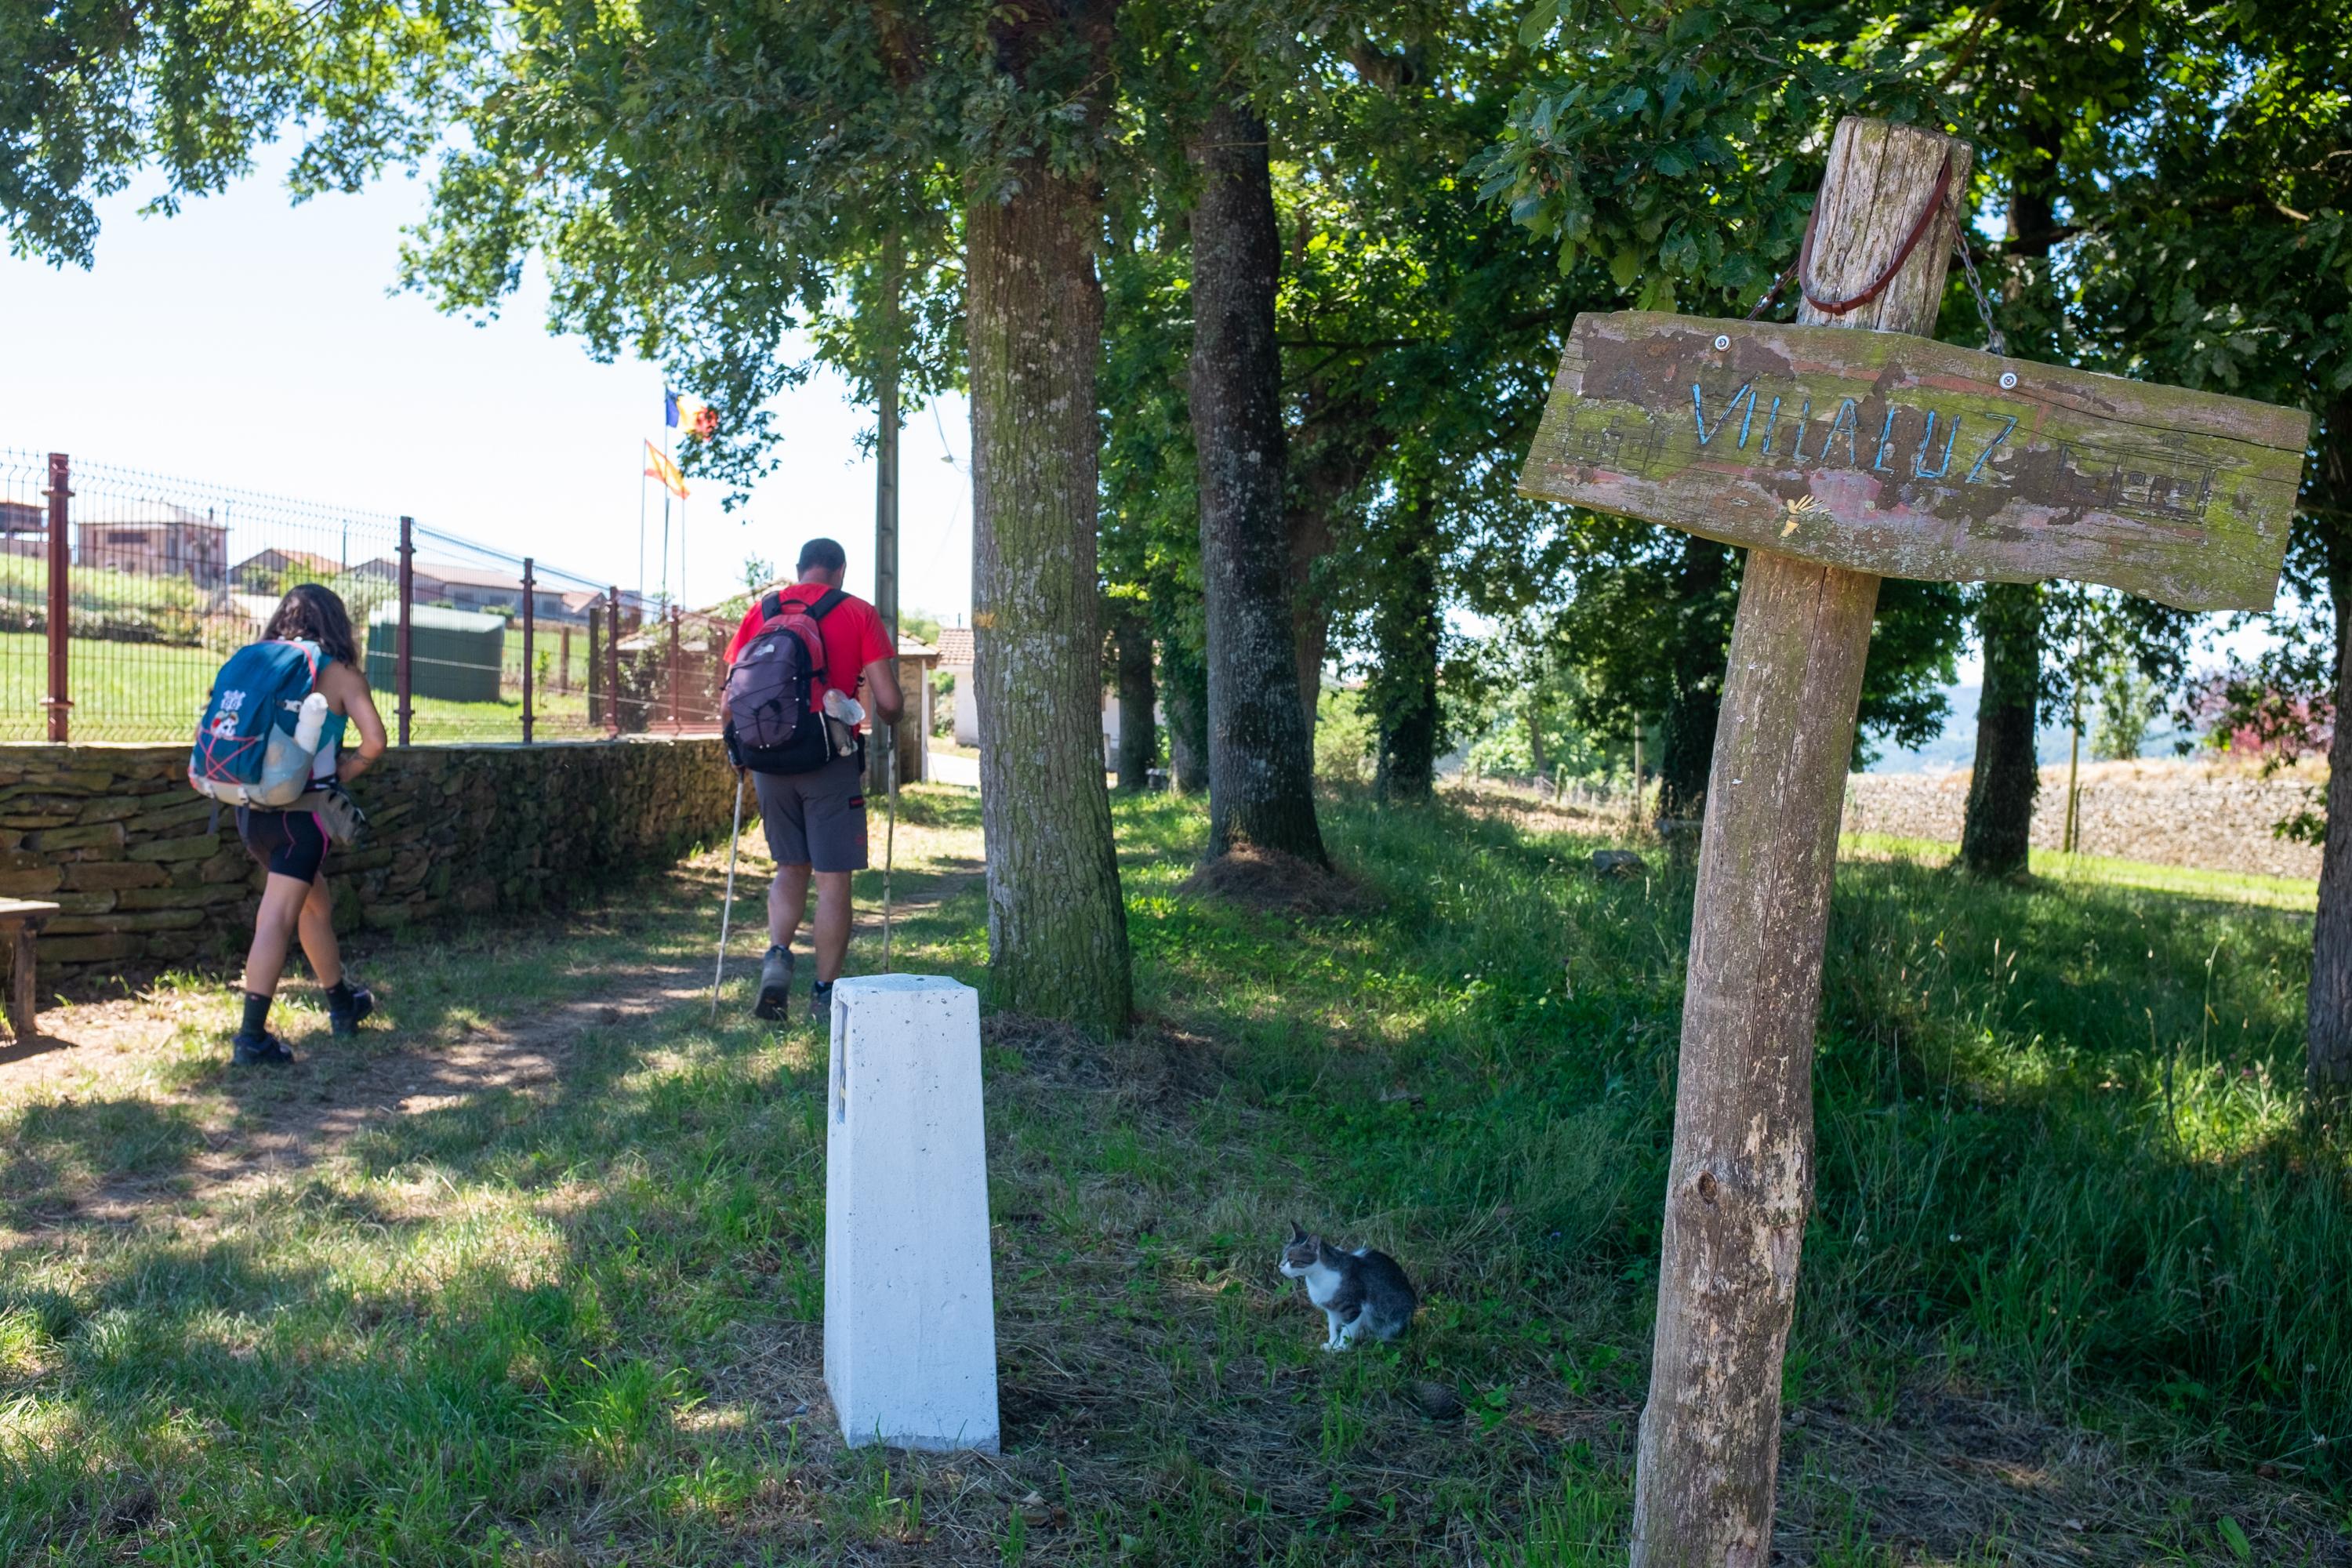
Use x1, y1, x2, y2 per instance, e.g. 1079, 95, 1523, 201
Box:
753, 755, 868, 873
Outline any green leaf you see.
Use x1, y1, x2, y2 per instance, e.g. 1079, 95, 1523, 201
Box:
2217, 1517, 2253, 1563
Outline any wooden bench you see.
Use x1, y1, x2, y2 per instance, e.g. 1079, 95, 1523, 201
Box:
0, 899, 60, 1040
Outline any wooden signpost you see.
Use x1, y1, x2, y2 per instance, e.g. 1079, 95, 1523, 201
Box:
1517, 118, 2311, 1568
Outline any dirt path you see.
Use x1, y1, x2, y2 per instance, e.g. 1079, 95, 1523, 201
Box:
0, 960, 706, 1225
0, 848, 985, 1228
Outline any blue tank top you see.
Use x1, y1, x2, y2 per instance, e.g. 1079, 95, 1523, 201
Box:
313, 654, 349, 780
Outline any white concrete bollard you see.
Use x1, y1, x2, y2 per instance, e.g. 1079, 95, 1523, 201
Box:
824, 975, 1000, 1453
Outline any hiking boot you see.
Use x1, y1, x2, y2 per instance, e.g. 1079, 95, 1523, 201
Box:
811, 980, 834, 1029
328, 982, 374, 1036
232, 1030, 296, 1067
754, 945, 794, 1021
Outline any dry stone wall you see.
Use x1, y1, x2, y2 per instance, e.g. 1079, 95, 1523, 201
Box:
1842, 757, 2323, 880
0, 738, 740, 993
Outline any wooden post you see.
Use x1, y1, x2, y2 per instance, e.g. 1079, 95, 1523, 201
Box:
560, 622, 572, 695
1629, 718, 1643, 836
521, 557, 536, 745
42, 454, 70, 742
1628, 120, 1970, 1568
396, 516, 415, 746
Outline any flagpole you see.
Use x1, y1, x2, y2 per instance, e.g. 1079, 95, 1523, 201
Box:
662, 418, 674, 612
637, 448, 648, 611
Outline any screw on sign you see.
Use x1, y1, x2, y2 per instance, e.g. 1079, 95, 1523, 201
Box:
1516, 118, 2310, 1568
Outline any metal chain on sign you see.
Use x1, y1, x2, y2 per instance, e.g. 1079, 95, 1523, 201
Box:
1953, 227, 2009, 358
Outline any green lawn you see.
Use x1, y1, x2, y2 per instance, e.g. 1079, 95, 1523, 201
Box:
0, 630, 608, 745
1842, 829, 2323, 910
0, 785, 2340, 1563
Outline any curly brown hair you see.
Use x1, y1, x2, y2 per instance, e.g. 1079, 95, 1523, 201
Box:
262, 583, 360, 668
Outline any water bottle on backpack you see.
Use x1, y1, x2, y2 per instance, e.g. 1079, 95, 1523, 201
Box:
724, 588, 848, 775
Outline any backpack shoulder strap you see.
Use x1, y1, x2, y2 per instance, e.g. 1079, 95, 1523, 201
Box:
759, 590, 784, 622
808, 588, 847, 622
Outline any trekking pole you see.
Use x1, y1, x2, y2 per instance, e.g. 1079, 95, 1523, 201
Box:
710, 771, 745, 1023
882, 731, 898, 973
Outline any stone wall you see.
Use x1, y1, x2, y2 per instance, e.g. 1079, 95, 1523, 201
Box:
1842, 757, 2323, 880
0, 738, 739, 993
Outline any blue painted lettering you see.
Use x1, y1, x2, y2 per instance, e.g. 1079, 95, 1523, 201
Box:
1871, 408, 1897, 471
1824, 398, 1861, 467
1914, 411, 1960, 479
1690, 382, 1758, 447
1965, 415, 2018, 483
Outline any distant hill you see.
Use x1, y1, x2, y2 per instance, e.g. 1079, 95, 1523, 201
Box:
1865, 684, 2191, 775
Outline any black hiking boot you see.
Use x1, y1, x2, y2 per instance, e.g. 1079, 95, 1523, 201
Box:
755, 945, 794, 1021
232, 1030, 296, 1066
811, 980, 834, 1030
230, 990, 292, 1065
327, 981, 374, 1036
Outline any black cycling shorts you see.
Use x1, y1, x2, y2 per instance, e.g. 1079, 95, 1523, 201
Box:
237, 805, 328, 883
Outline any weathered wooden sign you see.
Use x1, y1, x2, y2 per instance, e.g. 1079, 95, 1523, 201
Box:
1519, 310, 2311, 612
1512, 116, 2321, 1568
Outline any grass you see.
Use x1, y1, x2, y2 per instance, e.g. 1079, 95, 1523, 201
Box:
0, 630, 606, 745
1843, 829, 2321, 910
0, 782, 2345, 1563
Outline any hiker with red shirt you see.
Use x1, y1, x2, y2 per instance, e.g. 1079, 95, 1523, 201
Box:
720, 537, 902, 1024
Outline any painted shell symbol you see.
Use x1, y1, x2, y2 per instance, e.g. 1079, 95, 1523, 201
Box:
1778, 495, 1825, 537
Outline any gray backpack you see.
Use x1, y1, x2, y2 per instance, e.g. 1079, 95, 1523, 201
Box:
723, 588, 842, 774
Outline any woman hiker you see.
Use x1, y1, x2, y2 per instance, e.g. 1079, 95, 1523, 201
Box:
229, 583, 388, 1065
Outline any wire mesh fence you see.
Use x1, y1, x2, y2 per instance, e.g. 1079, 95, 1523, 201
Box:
0, 448, 727, 746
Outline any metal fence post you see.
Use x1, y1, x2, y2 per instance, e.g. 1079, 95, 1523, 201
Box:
667, 604, 682, 733
521, 557, 536, 745
586, 604, 603, 728
606, 586, 622, 738
397, 516, 415, 745
43, 453, 71, 742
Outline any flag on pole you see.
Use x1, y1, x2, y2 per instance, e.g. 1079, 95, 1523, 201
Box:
644, 440, 688, 499
664, 390, 718, 438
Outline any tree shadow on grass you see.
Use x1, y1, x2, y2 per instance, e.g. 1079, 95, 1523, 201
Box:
0, 1094, 209, 1223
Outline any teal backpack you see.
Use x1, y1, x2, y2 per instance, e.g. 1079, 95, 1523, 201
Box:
187, 639, 331, 808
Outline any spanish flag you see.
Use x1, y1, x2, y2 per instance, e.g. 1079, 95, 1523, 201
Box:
644, 440, 688, 499
665, 390, 718, 438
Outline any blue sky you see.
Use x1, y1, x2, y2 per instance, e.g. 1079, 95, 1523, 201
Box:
0, 151, 975, 622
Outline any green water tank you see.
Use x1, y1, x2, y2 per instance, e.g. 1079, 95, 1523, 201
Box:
366, 604, 508, 703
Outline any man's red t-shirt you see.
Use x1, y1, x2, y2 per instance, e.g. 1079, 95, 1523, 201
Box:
722, 585, 895, 721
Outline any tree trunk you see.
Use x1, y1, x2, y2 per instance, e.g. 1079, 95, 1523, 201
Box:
1113, 603, 1158, 792
1162, 625, 1209, 795
1285, 389, 1381, 735
1631, 117, 1969, 1568
868, 227, 903, 798
1287, 493, 1333, 735
1955, 140, 2063, 871
1657, 535, 1730, 821
2308, 408, 2352, 1091
1374, 507, 1441, 802
1958, 580, 2043, 876
1191, 98, 1327, 865
967, 165, 1131, 1036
